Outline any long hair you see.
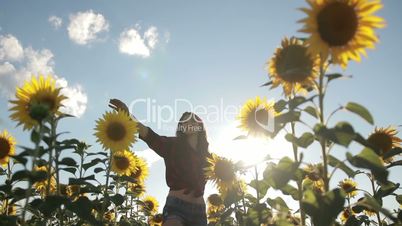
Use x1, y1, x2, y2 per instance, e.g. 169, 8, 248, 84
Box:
174, 112, 211, 189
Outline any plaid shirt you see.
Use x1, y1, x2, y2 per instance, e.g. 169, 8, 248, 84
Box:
139, 126, 210, 197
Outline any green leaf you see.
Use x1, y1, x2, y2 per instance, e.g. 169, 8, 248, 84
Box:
249, 179, 270, 199
376, 181, 399, 198
266, 197, 289, 211
328, 155, 356, 177
38, 195, 69, 217
31, 129, 41, 143
61, 167, 77, 175
347, 148, 388, 184
383, 147, 402, 160
345, 102, 374, 125
280, 184, 299, 200
285, 132, 315, 148
66, 196, 98, 225
356, 195, 398, 222
59, 157, 77, 166
260, 81, 273, 87
11, 170, 30, 182
396, 195, 402, 205
263, 157, 300, 189
94, 167, 104, 174
275, 111, 301, 125
314, 122, 356, 147
274, 99, 287, 113
111, 194, 125, 206
303, 106, 318, 119
288, 96, 306, 110
326, 73, 343, 81
302, 188, 346, 226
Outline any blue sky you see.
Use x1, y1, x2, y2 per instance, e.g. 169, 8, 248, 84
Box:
1, 0, 402, 214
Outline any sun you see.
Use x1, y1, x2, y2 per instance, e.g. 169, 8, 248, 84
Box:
211, 123, 293, 167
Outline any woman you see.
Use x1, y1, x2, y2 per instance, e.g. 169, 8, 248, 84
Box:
109, 98, 211, 226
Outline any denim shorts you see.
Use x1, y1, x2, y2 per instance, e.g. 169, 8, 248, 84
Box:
162, 196, 207, 226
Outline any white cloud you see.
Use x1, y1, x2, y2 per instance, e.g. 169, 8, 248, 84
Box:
118, 26, 159, 57
49, 15, 63, 29
67, 10, 109, 45
0, 34, 24, 61
56, 78, 88, 117
0, 34, 88, 118
136, 148, 162, 166
144, 26, 158, 49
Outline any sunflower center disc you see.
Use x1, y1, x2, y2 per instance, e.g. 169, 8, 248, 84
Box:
115, 156, 130, 170
276, 45, 313, 82
317, 2, 358, 46
40, 95, 57, 110
145, 201, 154, 211
342, 183, 354, 192
0, 138, 11, 158
368, 133, 393, 154
107, 122, 127, 141
248, 108, 270, 133
215, 161, 234, 182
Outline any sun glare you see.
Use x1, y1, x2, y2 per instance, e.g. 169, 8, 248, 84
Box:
211, 122, 293, 167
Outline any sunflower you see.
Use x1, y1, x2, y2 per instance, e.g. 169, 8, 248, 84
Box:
0, 130, 16, 167
338, 178, 358, 198
207, 205, 222, 224
33, 165, 57, 197
9, 75, 67, 130
65, 185, 84, 201
148, 213, 163, 226
141, 195, 159, 215
237, 96, 276, 137
129, 155, 149, 182
299, 0, 385, 68
128, 182, 146, 197
94, 110, 138, 152
267, 37, 320, 96
340, 208, 354, 223
303, 163, 324, 181
111, 149, 138, 176
1, 202, 17, 215
205, 153, 237, 193
207, 193, 225, 214
104, 209, 115, 222
219, 179, 247, 200
367, 126, 401, 162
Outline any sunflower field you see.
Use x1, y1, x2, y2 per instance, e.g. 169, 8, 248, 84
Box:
1, 0, 401, 226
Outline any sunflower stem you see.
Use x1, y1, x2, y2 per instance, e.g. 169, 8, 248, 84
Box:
21, 123, 44, 223
290, 121, 306, 226
5, 161, 12, 215
114, 179, 119, 224
318, 55, 329, 192
254, 165, 262, 226
46, 119, 56, 196
51, 118, 64, 226
370, 174, 382, 226
100, 152, 113, 222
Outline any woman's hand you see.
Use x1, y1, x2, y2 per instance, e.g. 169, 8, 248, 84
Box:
108, 98, 129, 113
109, 98, 149, 138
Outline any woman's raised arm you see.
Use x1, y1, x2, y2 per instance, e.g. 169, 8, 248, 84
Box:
108, 98, 169, 157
